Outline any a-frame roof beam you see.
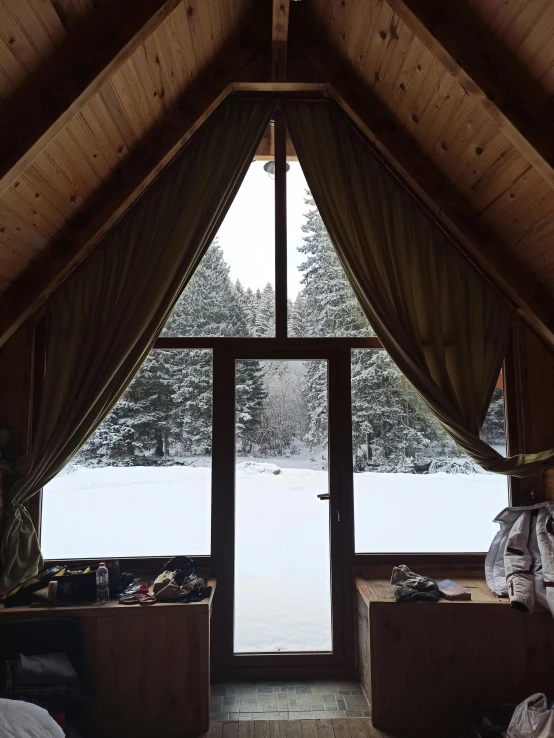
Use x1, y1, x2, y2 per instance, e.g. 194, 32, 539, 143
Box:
0, 0, 182, 199
386, 0, 554, 192
272, 0, 290, 81
0, 32, 267, 349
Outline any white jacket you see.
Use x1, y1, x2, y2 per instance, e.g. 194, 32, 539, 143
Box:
486, 502, 554, 617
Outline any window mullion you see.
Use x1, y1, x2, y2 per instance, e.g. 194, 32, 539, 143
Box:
274, 106, 288, 338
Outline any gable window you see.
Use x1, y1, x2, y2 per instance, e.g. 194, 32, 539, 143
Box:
40, 108, 510, 661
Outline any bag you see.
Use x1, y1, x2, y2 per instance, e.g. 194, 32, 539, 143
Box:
507, 694, 554, 738
152, 569, 198, 602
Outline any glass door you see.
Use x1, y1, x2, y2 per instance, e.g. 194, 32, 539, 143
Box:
213, 347, 350, 672
234, 358, 332, 654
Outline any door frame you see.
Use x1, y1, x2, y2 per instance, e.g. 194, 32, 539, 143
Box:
211, 345, 356, 676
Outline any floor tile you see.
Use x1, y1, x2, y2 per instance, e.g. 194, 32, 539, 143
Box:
344, 695, 369, 711
209, 680, 369, 721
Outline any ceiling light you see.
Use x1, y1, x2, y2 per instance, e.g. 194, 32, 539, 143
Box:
263, 161, 290, 179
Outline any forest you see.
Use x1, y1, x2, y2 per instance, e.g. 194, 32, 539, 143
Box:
75, 195, 505, 473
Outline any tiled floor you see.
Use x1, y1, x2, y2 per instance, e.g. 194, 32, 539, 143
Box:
210, 681, 371, 721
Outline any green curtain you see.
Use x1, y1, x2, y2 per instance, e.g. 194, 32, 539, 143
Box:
0, 97, 273, 593
283, 100, 554, 478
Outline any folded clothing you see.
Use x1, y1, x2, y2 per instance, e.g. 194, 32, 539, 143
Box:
14, 652, 78, 686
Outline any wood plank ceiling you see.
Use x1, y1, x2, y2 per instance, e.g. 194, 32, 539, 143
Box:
0, 0, 554, 348
305, 0, 554, 313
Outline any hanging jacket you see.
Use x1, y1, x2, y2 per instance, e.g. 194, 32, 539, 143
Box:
485, 502, 554, 617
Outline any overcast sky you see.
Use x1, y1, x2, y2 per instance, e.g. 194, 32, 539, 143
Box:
216, 161, 310, 300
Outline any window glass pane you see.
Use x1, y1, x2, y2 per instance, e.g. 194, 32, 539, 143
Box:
234, 359, 332, 653
162, 161, 275, 337
352, 349, 508, 553
287, 160, 374, 337
41, 350, 212, 558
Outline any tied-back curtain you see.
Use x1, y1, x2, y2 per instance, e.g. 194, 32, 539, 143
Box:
283, 100, 554, 478
0, 97, 274, 593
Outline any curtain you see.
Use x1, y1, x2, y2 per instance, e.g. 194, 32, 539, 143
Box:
0, 97, 273, 593
283, 100, 554, 478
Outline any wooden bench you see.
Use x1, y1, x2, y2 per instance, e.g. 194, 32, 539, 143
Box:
0, 579, 216, 738
356, 577, 554, 736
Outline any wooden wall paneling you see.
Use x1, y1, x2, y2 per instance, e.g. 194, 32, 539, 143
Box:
0, 0, 183, 197
153, 24, 181, 105
386, 0, 554, 192
86, 93, 131, 162
0, 24, 267, 348
140, 34, 173, 118
38, 138, 97, 211
109, 66, 150, 140
0, 229, 38, 271
371, 18, 414, 105
0, 199, 49, 250
447, 115, 498, 184
98, 81, 140, 151
403, 58, 447, 141
385, 37, 426, 115
131, 42, 169, 124
27, 0, 67, 50
477, 164, 541, 226
164, 7, 193, 92
2, 182, 62, 241
358, 3, 396, 89
3, 0, 60, 59
173, 3, 201, 85
0, 1, 48, 78
185, 1, 209, 71
473, 154, 533, 215
120, 56, 157, 134
66, 111, 120, 184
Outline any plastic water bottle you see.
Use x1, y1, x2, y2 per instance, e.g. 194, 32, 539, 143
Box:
96, 562, 109, 604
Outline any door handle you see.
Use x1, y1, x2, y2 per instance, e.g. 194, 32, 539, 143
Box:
317, 493, 331, 500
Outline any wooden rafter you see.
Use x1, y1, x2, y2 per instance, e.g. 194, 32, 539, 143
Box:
0, 33, 267, 349
386, 0, 554, 192
272, 0, 291, 81
0, 0, 182, 198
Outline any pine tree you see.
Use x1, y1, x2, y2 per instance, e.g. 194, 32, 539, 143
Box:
295, 190, 456, 468
255, 282, 275, 337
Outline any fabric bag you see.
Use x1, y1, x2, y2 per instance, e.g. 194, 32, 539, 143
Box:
508, 694, 554, 737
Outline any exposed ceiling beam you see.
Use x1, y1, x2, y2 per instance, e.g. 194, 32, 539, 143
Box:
233, 82, 325, 92
386, 0, 554, 192
272, 0, 291, 81
0, 0, 182, 199
300, 36, 554, 347
0, 33, 267, 349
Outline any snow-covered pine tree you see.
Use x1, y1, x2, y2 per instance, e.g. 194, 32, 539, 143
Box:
76, 240, 267, 465
294, 191, 456, 469
255, 283, 275, 337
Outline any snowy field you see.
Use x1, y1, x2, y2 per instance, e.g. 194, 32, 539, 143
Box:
42, 463, 507, 653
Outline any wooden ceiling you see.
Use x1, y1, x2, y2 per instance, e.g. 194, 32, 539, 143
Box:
0, 0, 554, 350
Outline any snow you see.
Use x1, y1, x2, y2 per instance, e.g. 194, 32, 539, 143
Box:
42, 463, 507, 653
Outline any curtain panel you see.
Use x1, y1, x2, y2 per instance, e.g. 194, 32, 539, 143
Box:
283, 100, 554, 479
0, 97, 273, 593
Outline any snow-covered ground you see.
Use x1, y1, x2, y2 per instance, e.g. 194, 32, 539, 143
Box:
41, 463, 507, 653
